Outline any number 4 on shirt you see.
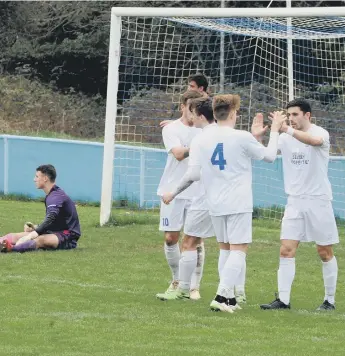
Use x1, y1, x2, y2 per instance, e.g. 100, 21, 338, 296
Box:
211, 143, 227, 170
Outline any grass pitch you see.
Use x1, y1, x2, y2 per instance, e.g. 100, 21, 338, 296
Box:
0, 200, 344, 356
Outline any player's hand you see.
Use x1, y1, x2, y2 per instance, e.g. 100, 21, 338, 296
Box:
279, 119, 290, 133
27, 231, 39, 240
268, 111, 287, 132
162, 193, 174, 205
251, 113, 268, 138
160, 120, 174, 128
16, 231, 39, 246
24, 222, 35, 232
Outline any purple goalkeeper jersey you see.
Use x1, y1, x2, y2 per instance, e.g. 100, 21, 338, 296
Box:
35, 185, 81, 237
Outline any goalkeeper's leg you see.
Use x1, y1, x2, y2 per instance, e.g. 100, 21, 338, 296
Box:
0, 232, 30, 245
2, 232, 78, 253
0, 222, 37, 246
0, 232, 31, 252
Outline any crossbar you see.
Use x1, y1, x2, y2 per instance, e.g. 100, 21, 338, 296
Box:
112, 6, 345, 18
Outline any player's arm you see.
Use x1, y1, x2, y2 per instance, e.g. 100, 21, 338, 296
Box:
260, 133, 279, 163
162, 139, 201, 204
34, 195, 64, 236
170, 147, 189, 161
159, 119, 178, 128
35, 210, 59, 235
24, 222, 38, 232
251, 113, 268, 143
25, 209, 58, 240
246, 111, 286, 162
280, 123, 328, 147
162, 126, 189, 161
162, 165, 201, 204
251, 112, 283, 155
262, 111, 287, 161
17, 197, 62, 240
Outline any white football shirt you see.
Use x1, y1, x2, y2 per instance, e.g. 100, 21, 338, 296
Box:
188, 125, 269, 216
189, 123, 218, 211
278, 124, 332, 199
157, 119, 202, 200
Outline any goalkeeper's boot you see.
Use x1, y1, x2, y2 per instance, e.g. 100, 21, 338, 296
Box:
156, 281, 179, 301
0, 239, 13, 253
0, 234, 14, 245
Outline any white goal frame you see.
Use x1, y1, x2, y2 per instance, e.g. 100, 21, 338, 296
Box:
100, 6, 345, 226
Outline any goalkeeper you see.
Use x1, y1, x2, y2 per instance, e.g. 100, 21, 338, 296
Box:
0, 164, 81, 253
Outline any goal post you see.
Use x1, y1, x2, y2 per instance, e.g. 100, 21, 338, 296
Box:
100, 6, 345, 226
100, 12, 121, 226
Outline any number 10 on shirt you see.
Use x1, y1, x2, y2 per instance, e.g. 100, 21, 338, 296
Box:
211, 143, 227, 170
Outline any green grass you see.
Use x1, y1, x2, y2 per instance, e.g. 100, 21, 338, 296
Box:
0, 201, 344, 356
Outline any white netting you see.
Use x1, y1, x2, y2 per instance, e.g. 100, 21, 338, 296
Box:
171, 17, 345, 39
109, 15, 345, 223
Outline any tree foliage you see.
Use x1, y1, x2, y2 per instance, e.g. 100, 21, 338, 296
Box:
0, 74, 105, 138
1, 1, 343, 94
0, 0, 345, 153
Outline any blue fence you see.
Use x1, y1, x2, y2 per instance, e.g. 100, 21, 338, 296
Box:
0, 135, 344, 218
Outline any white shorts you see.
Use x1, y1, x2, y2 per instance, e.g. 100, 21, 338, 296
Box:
159, 199, 191, 231
211, 213, 252, 244
281, 196, 339, 246
184, 210, 214, 238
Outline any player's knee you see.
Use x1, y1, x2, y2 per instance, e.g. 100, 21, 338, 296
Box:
230, 243, 249, 253
34, 236, 45, 249
36, 234, 59, 249
280, 244, 296, 258
182, 235, 200, 250
317, 245, 333, 262
165, 232, 179, 246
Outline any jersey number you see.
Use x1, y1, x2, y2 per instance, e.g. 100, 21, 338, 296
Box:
211, 143, 227, 170
162, 218, 169, 227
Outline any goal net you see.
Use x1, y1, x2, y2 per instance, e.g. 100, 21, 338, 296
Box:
100, 7, 345, 226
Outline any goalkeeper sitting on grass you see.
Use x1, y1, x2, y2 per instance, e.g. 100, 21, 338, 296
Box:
0, 164, 81, 253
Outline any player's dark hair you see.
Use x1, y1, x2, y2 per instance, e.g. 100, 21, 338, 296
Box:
189, 97, 214, 123
36, 164, 57, 182
188, 73, 209, 91
286, 98, 312, 114
180, 90, 203, 106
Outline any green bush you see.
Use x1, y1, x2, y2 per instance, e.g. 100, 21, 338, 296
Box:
0, 74, 105, 139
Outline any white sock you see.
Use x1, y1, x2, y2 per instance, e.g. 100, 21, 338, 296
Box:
235, 258, 246, 296
179, 250, 198, 292
190, 243, 205, 290
164, 243, 180, 282
322, 256, 338, 305
217, 250, 246, 299
278, 257, 295, 305
218, 249, 230, 280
